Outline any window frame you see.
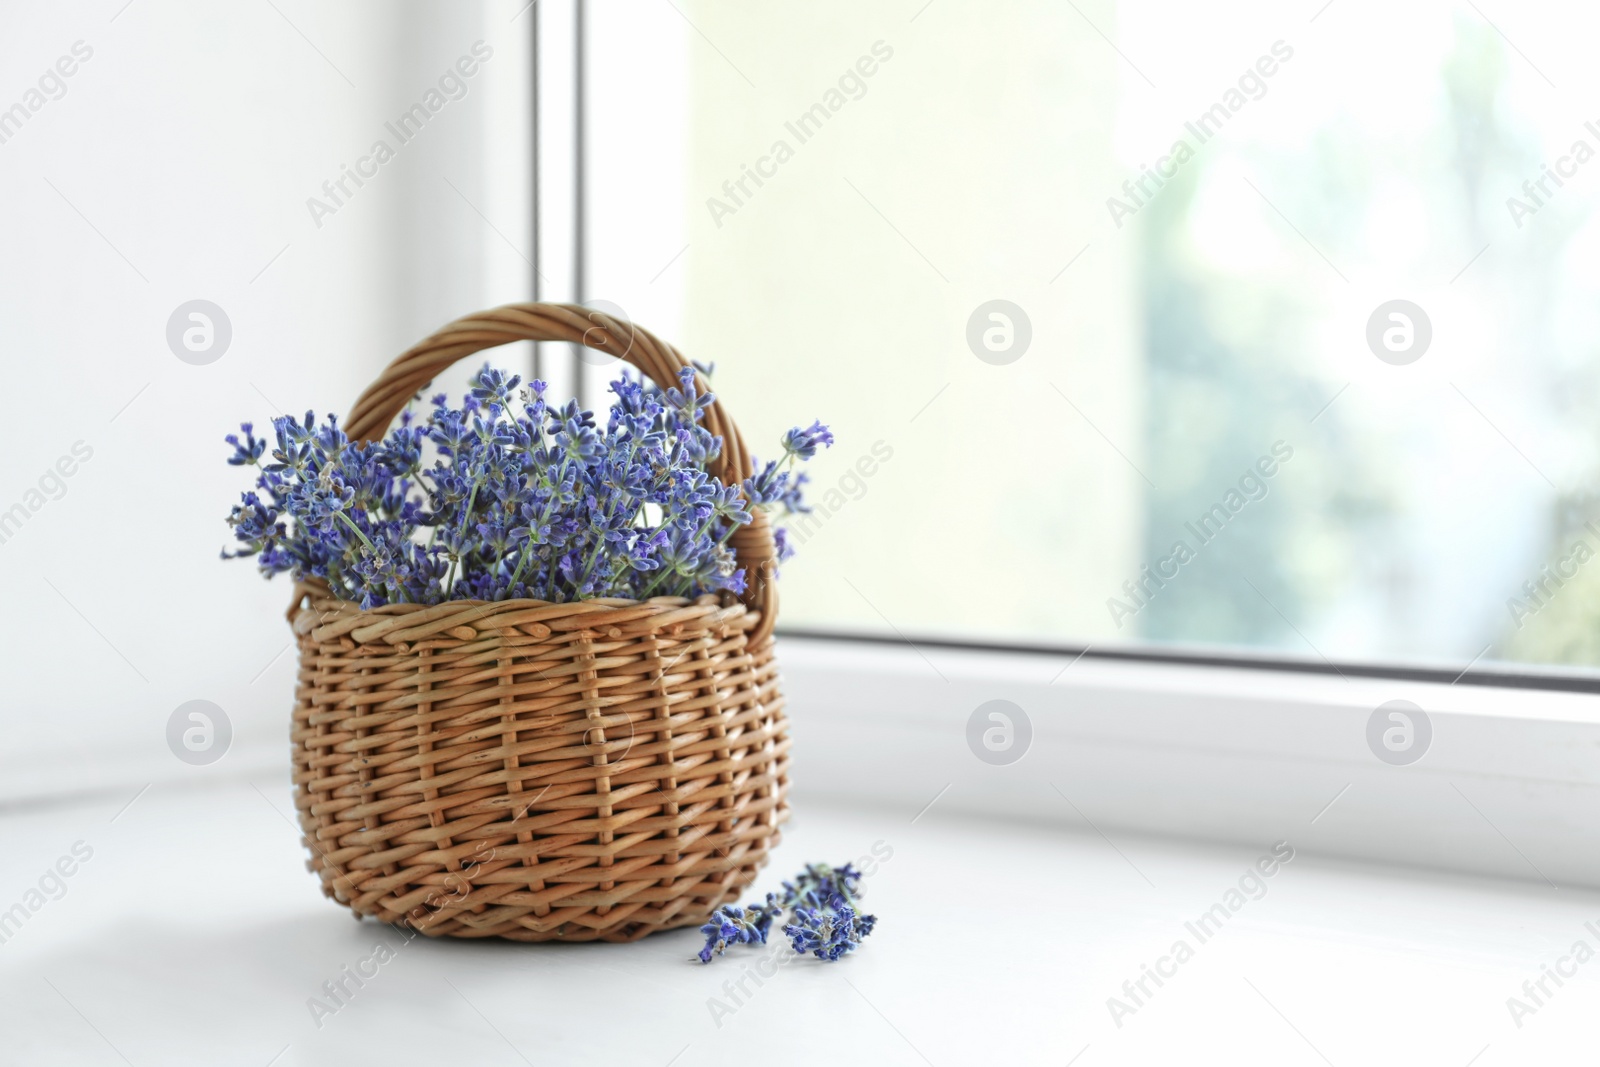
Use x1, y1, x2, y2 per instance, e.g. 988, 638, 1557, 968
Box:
777, 633, 1600, 888
778, 627, 1600, 695
553, 10, 1600, 890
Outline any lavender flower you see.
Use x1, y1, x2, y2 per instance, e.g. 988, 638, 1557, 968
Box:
781, 420, 834, 461
696, 898, 781, 963
785, 901, 876, 962
224, 423, 265, 466
695, 862, 877, 965
222, 363, 829, 610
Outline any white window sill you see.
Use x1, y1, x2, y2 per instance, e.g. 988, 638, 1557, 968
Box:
1, 778, 1589, 1064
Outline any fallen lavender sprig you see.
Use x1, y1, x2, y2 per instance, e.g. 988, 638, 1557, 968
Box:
221, 363, 829, 608
696, 862, 876, 964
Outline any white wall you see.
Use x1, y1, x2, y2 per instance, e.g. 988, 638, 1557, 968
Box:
0, 1, 532, 792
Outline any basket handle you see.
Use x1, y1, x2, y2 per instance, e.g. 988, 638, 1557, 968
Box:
343, 302, 778, 633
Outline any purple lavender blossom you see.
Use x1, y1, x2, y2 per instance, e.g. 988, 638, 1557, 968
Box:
696, 898, 781, 963
695, 862, 876, 965
780, 420, 835, 461
223, 364, 829, 609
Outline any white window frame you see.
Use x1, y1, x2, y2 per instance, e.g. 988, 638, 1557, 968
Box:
777, 633, 1600, 889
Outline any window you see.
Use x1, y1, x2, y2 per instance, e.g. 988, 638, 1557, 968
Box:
588, 1, 1600, 674
5, 0, 1594, 799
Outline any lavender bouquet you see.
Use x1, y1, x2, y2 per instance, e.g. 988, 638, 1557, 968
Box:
221, 363, 830, 608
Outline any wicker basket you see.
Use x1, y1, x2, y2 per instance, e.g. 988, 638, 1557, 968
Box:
286, 303, 789, 942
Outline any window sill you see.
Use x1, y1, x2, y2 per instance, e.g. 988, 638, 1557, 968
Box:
1, 780, 1590, 1063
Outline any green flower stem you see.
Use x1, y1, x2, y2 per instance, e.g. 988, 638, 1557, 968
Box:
334, 510, 375, 552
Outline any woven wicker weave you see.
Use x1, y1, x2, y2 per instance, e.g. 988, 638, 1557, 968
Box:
286, 303, 789, 942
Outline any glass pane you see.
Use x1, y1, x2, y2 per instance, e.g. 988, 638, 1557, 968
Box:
590, 0, 1600, 670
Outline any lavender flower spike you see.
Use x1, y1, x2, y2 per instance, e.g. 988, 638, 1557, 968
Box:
222, 362, 828, 610
693, 862, 877, 965
780, 420, 834, 461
